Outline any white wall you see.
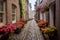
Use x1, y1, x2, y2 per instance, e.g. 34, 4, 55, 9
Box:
49, 6, 54, 25
29, 6, 32, 19
40, 12, 46, 21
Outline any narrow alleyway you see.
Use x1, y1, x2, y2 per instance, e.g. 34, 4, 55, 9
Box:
18, 19, 44, 40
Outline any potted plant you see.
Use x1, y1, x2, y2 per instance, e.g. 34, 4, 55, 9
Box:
20, 18, 27, 24
41, 26, 57, 40
41, 26, 56, 35
38, 20, 47, 28
15, 21, 24, 28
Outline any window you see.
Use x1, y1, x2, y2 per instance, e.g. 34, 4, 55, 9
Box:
12, 14, 15, 20
0, 2, 3, 11
0, 14, 3, 22
12, 5, 15, 13
12, 5, 16, 21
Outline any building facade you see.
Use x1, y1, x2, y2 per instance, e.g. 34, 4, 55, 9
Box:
35, 0, 60, 39
35, 0, 48, 21
48, 0, 60, 40
0, 0, 20, 25
34, 0, 40, 20
56, 0, 60, 40
48, 0, 55, 25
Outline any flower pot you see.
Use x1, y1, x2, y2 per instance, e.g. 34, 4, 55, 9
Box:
48, 31, 57, 40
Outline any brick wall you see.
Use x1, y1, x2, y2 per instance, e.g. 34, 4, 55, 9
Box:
12, 0, 20, 22
6, 0, 20, 24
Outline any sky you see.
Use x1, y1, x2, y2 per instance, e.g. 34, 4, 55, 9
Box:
29, 0, 36, 10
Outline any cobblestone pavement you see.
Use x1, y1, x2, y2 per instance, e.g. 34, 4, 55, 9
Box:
11, 19, 44, 40
19, 19, 44, 40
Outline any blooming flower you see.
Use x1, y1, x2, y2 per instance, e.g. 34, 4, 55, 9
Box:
15, 21, 24, 28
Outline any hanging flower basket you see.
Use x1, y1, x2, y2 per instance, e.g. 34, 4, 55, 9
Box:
36, 5, 40, 11
40, 7, 45, 13
44, 5, 49, 11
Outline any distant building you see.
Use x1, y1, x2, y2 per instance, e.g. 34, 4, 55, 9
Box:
34, 0, 40, 20
0, 0, 20, 25
22, 0, 29, 20
35, 0, 47, 21
28, 3, 32, 19
32, 10, 36, 18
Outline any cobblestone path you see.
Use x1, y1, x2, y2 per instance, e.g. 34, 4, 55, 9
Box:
19, 19, 44, 40
10, 19, 44, 40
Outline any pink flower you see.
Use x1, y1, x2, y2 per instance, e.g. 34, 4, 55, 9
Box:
0, 23, 17, 33
7, 23, 16, 32
0, 29, 3, 32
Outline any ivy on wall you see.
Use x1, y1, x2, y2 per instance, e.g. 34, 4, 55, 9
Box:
19, 0, 23, 18
19, 0, 25, 18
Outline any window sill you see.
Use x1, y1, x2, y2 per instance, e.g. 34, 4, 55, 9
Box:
12, 20, 16, 24
0, 23, 5, 27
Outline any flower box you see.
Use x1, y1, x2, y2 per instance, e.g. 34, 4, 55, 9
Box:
38, 20, 48, 28
41, 26, 57, 40
15, 21, 24, 29
14, 27, 21, 34
0, 32, 9, 40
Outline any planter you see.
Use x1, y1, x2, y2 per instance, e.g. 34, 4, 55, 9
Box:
14, 27, 21, 34
48, 30, 57, 40
0, 32, 9, 40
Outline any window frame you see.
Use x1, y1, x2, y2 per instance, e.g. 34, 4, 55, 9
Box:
12, 4, 16, 23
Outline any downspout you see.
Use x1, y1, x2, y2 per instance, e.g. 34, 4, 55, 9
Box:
6, 0, 8, 24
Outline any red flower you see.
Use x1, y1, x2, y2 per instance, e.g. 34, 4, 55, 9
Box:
7, 23, 16, 32
0, 23, 16, 33
16, 22, 24, 27
20, 18, 27, 22
0, 26, 3, 32
38, 20, 48, 27
0, 29, 3, 32
3, 25, 9, 32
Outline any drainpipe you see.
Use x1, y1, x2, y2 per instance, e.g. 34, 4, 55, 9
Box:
6, 0, 8, 24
